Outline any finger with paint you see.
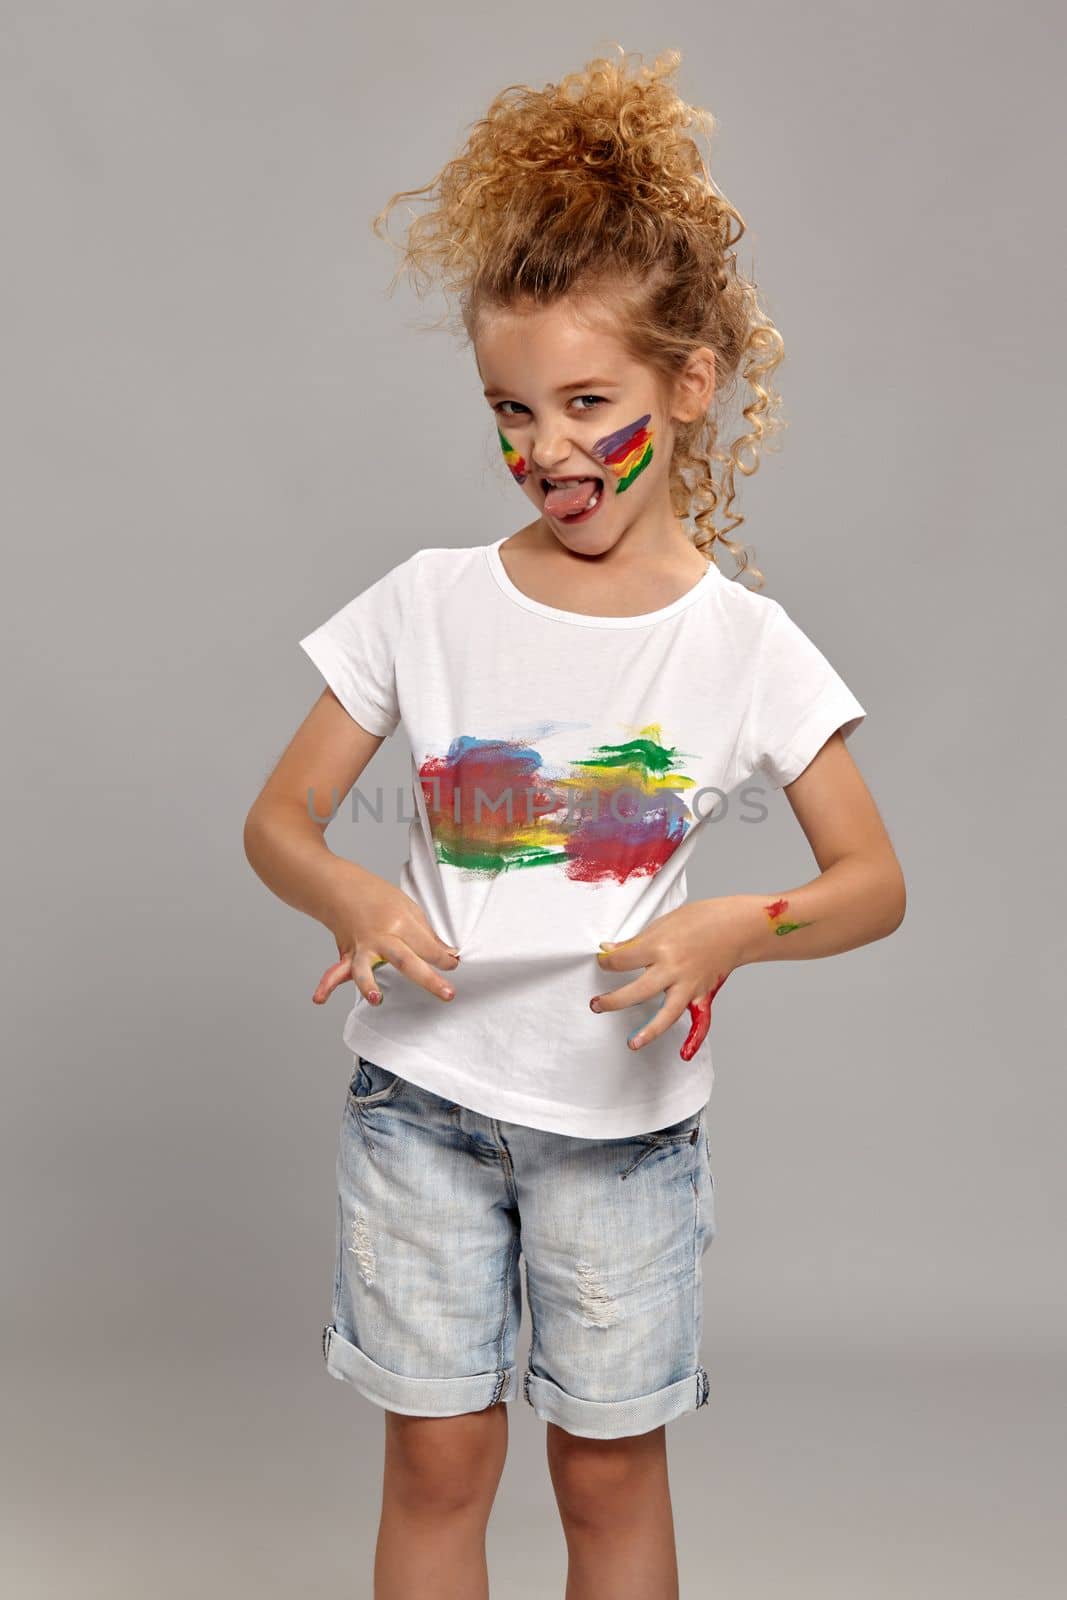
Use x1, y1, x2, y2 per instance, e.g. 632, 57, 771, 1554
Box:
598, 937, 729, 1060
312, 951, 387, 1006
678, 972, 729, 1061
619, 978, 728, 1060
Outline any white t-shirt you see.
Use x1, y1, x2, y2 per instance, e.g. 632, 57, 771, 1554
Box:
298, 536, 866, 1139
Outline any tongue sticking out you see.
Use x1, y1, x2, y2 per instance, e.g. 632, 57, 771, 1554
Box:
543, 478, 600, 518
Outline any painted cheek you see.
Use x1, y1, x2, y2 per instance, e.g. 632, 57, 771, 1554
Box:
591, 413, 655, 494
497, 426, 529, 486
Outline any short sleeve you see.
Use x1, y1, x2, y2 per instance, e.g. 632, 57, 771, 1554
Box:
743, 601, 867, 789
298, 553, 419, 738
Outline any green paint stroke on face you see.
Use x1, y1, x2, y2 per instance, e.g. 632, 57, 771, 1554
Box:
497, 427, 529, 485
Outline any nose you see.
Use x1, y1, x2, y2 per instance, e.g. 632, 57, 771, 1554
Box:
530, 427, 574, 474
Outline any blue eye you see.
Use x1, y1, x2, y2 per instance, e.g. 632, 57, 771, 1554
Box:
573, 395, 607, 410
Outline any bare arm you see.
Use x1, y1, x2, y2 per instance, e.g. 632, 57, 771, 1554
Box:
243, 687, 386, 923
243, 688, 460, 1006
730, 729, 906, 965
593, 730, 905, 1055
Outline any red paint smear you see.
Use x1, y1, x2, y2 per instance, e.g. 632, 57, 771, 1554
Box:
563, 801, 679, 885
601, 425, 651, 469
764, 898, 789, 918
680, 971, 729, 1061
419, 745, 560, 848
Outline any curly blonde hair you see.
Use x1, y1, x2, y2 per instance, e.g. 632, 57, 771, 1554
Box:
372, 45, 785, 587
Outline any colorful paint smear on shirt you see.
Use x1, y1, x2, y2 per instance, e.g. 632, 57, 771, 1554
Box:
592, 413, 654, 493
419, 723, 699, 885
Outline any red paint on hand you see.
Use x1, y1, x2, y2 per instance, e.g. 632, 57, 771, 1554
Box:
680, 972, 729, 1061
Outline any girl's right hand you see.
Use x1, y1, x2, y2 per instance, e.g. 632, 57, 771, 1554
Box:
312, 874, 460, 1008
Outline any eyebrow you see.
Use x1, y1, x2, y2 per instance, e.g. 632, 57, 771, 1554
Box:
482, 377, 619, 400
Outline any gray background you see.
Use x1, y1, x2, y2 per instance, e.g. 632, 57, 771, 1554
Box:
4, 3, 1064, 1595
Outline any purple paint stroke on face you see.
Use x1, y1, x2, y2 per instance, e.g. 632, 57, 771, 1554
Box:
592, 414, 653, 462
591, 413, 655, 494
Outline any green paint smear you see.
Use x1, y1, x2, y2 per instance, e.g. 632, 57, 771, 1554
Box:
572, 733, 695, 780
615, 441, 653, 494
434, 839, 566, 873
774, 920, 814, 935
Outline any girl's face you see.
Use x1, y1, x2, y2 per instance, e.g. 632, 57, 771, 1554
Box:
475, 299, 688, 556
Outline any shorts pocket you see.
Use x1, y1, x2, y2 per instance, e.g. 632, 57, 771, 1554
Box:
618, 1105, 705, 1181
347, 1054, 404, 1110
646, 1106, 704, 1144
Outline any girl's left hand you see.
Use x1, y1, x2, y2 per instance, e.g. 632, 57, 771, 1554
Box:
592, 899, 742, 1060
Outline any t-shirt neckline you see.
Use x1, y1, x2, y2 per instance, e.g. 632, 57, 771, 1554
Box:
484, 536, 718, 629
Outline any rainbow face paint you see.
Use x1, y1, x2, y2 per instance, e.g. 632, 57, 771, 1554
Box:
764, 897, 814, 936
497, 427, 529, 486
592, 413, 654, 494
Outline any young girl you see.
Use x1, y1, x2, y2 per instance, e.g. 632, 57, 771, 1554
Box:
245, 46, 905, 1600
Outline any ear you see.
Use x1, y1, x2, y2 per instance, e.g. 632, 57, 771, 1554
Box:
671, 347, 717, 422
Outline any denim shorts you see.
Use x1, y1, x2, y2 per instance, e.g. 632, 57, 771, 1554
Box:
321, 1055, 717, 1441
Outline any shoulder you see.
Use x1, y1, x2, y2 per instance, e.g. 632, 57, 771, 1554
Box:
408, 542, 488, 575
701, 562, 783, 650
355, 542, 480, 596
399, 541, 493, 602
